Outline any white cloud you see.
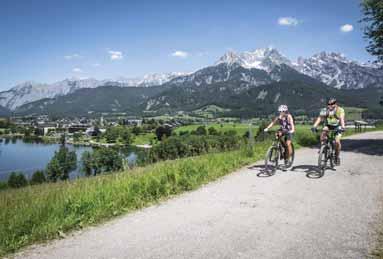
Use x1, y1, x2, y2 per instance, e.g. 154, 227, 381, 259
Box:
92, 63, 101, 67
72, 68, 83, 73
340, 24, 353, 32
108, 50, 123, 60
278, 17, 299, 26
64, 54, 82, 60
171, 50, 189, 58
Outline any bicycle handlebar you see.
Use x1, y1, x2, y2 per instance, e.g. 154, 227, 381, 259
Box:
311, 127, 345, 134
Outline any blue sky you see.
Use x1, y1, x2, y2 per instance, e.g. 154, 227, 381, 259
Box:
0, 0, 372, 90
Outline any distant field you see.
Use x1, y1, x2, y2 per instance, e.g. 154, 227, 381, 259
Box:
191, 105, 231, 118
344, 107, 366, 121
133, 133, 157, 145
131, 123, 313, 145
175, 123, 312, 135
174, 123, 259, 136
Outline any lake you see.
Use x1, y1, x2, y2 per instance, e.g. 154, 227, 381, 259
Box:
0, 138, 140, 182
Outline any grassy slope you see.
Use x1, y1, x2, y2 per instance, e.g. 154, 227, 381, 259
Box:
0, 142, 270, 256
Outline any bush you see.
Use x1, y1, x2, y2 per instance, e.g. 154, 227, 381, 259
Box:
155, 126, 172, 141
30, 170, 46, 185
0, 182, 8, 191
208, 127, 219, 135
255, 120, 268, 140
195, 126, 207, 135
375, 120, 383, 129
178, 130, 189, 136
8, 172, 28, 188
149, 134, 242, 163
295, 130, 319, 147
132, 126, 142, 135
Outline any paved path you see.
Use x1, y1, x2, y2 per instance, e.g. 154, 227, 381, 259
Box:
15, 131, 383, 259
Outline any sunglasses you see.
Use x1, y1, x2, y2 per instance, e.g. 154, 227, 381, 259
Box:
327, 103, 336, 106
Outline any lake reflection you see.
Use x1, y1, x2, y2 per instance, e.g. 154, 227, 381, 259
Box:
0, 138, 140, 182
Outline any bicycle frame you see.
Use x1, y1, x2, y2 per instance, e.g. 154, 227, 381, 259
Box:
318, 129, 341, 174
264, 131, 294, 174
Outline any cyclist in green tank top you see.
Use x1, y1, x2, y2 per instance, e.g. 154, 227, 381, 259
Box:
311, 98, 346, 165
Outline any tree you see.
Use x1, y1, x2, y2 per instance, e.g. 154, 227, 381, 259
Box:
46, 146, 77, 181
208, 127, 219, 135
0, 118, 10, 128
73, 132, 82, 142
121, 130, 134, 145
132, 126, 142, 135
24, 127, 34, 138
155, 126, 172, 141
361, 0, 383, 63
8, 172, 28, 188
195, 126, 207, 135
104, 127, 119, 143
60, 134, 66, 146
30, 170, 46, 185
92, 147, 123, 174
81, 151, 93, 176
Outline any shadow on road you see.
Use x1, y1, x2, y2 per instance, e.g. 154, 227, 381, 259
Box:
248, 165, 276, 177
248, 137, 382, 179
341, 139, 383, 156
291, 165, 329, 179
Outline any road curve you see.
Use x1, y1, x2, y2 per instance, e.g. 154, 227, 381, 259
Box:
14, 131, 383, 259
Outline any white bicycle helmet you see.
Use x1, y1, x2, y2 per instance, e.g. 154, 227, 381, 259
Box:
278, 104, 288, 112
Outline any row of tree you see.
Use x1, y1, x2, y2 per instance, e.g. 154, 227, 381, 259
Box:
149, 131, 243, 162
101, 126, 134, 144
81, 148, 125, 176
5, 170, 47, 189
2, 145, 128, 189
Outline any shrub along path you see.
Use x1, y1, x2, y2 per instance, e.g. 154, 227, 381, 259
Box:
13, 131, 383, 259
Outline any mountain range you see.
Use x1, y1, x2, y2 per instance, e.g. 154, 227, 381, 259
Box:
0, 72, 187, 110
1, 47, 383, 117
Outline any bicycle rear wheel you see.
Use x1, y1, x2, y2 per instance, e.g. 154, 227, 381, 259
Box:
265, 146, 279, 174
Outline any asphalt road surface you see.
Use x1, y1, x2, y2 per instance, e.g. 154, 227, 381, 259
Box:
14, 131, 383, 259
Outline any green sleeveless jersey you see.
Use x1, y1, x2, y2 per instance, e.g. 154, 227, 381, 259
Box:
319, 107, 345, 126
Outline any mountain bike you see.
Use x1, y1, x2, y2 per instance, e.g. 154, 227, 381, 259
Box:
316, 129, 342, 176
264, 130, 295, 174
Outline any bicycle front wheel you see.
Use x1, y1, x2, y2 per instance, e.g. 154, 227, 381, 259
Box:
284, 143, 295, 169
318, 145, 327, 176
329, 142, 335, 169
265, 146, 279, 174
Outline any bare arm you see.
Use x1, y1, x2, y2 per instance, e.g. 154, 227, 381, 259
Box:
265, 117, 278, 130
288, 115, 295, 133
339, 113, 345, 129
313, 116, 322, 128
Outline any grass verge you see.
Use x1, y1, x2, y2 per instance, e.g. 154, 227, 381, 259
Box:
0, 141, 270, 256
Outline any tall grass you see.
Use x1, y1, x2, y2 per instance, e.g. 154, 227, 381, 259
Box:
0, 142, 269, 256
